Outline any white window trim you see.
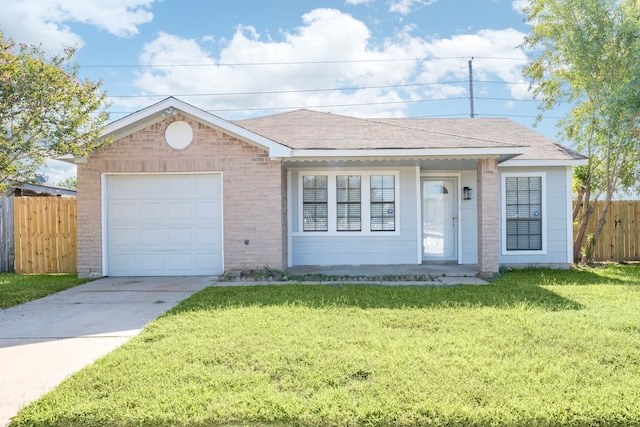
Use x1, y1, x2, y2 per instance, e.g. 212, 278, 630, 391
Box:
501, 172, 547, 255
295, 170, 400, 236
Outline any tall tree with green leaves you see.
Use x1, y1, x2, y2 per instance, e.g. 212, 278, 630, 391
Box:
521, 0, 640, 263
0, 33, 110, 191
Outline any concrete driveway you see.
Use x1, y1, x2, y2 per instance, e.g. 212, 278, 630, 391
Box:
0, 276, 215, 426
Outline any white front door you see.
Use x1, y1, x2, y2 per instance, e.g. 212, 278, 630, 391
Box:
422, 178, 457, 260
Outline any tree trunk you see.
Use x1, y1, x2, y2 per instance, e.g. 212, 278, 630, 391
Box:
580, 195, 613, 265
573, 183, 594, 263
574, 204, 593, 263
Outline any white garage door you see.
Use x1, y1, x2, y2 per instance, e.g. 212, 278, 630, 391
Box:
106, 174, 223, 276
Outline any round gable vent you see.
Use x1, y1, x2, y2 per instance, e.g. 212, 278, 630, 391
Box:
165, 121, 193, 149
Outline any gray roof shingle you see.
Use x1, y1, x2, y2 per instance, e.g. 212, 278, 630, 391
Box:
235, 109, 586, 161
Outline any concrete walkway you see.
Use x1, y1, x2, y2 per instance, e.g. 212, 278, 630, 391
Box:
0, 276, 215, 427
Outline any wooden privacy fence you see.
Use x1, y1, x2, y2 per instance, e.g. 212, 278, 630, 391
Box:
12, 197, 77, 274
575, 200, 640, 263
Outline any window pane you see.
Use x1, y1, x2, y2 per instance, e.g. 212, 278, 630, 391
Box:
530, 205, 541, 218
336, 175, 361, 232
530, 236, 542, 250
517, 191, 530, 204
530, 220, 541, 235
505, 176, 543, 251
382, 175, 395, 187
303, 176, 328, 232
517, 221, 529, 234
518, 235, 529, 248
370, 176, 396, 232
529, 177, 541, 190
530, 190, 541, 204
518, 205, 529, 217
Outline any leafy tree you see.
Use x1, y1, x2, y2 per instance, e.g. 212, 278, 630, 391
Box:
57, 176, 77, 190
521, 0, 640, 263
0, 33, 110, 191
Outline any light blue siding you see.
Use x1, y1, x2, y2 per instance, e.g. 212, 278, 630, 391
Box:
460, 170, 478, 264
499, 167, 571, 266
288, 164, 572, 268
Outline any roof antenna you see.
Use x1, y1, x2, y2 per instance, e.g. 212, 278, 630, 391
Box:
468, 58, 475, 118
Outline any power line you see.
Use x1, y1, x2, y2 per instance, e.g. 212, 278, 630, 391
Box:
106, 80, 532, 99
79, 56, 526, 69
109, 96, 470, 115
107, 81, 470, 98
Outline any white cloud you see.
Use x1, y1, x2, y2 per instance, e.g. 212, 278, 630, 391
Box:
419, 28, 530, 100
388, 0, 437, 15
127, 9, 429, 118
0, 0, 156, 53
42, 159, 76, 185
512, 0, 529, 14
115, 9, 531, 119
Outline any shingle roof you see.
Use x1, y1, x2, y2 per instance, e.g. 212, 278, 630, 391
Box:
235, 109, 586, 162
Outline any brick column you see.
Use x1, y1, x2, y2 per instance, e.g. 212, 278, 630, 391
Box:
476, 158, 499, 276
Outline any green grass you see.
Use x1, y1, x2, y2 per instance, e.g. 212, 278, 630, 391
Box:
12, 265, 640, 426
0, 273, 92, 309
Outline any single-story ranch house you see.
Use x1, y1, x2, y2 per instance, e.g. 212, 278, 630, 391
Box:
71, 97, 587, 278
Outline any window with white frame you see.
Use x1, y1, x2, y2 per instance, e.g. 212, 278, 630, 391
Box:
505, 175, 543, 251
370, 175, 396, 231
303, 175, 328, 231
337, 175, 361, 231
300, 172, 398, 234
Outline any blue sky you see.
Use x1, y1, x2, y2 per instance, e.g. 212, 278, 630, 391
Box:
0, 0, 569, 183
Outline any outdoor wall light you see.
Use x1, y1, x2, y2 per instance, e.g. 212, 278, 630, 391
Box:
463, 186, 472, 200
163, 107, 176, 117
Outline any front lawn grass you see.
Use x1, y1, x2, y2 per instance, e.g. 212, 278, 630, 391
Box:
12, 265, 640, 426
0, 273, 92, 309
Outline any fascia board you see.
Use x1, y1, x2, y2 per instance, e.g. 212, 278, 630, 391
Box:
499, 158, 589, 167
290, 147, 528, 159
100, 98, 291, 158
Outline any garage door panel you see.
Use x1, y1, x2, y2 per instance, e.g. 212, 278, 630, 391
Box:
110, 227, 137, 246
167, 228, 193, 246
167, 202, 192, 220
167, 253, 192, 270
139, 253, 165, 270
192, 176, 219, 195
194, 227, 220, 244
139, 228, 166, 246
110, 254, 136, 272
106, 174, 223, 276
194, 202, 219, 220
138, 202, 165, 221
195, 253, 221, 271
137, 177, 165, 198
109, 178, 136, 198
110, 203, 136, 221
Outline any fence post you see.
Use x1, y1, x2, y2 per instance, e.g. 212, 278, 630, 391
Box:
0, 197, 15, 272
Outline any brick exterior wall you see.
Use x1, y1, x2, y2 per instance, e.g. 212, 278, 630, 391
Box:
476, 158, 499, 275
77, 115, 285, 277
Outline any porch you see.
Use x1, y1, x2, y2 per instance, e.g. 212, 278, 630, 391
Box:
286, 263, 483, 280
